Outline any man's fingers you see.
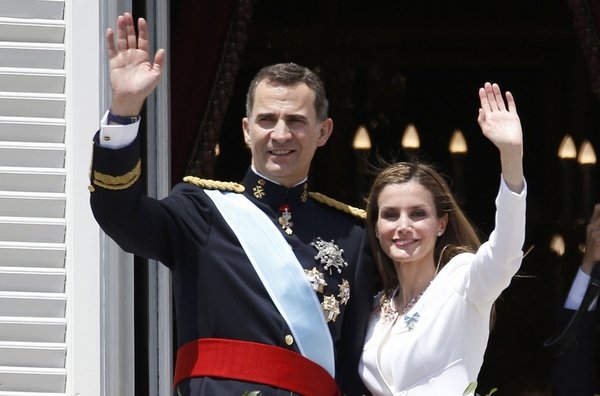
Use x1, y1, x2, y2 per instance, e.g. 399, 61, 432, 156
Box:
125, 14, 137, 50
137, 18, 149, 52
590, 203, 600, 224
153, 48, 166, 71
115, 15, 128, 51
106, 28, 117, 58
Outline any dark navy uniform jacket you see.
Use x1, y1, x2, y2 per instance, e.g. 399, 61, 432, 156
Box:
551, 307, 599, 395
89, 134, 375, 395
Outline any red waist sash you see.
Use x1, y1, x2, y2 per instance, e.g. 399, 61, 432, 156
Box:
174, 338, 340, 396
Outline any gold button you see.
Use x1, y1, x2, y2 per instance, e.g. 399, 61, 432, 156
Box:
284, 335, 294, 346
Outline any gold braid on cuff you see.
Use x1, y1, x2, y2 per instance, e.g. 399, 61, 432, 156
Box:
92, 160, 141, 190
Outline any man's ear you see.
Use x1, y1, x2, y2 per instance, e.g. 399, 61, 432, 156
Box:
242, 117, 251, 146
316, 118, 333, 147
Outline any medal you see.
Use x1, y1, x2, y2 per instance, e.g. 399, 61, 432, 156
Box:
305, 267, 327, 293
337, 279, 350, 305
311, 238, 348, 273
278, 203, 293, 235
321, 295, 340, 322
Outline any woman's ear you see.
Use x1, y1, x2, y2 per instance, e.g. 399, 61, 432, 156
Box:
437, 213, 448, 236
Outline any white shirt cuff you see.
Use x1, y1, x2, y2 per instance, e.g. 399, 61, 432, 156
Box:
564, 267, 598, 311
98, 110, 140, 149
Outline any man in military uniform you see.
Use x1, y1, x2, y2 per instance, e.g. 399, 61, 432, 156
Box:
90, 13, 374, 395
550, 204, 600, 395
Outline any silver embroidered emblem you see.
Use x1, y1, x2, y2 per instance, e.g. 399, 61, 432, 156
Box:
311, 238, 348, 274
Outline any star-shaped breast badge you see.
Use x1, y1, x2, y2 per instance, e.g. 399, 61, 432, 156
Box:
311, 238, 348, 274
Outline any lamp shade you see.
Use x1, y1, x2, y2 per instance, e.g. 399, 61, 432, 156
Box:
449, 129, 467, 154
401, 123, 420, 149
558, 135, 577, 159
577, 140, 596, 165
352, 125, 371, 150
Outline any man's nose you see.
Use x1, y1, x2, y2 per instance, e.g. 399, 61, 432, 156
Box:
271, 120, 292, 141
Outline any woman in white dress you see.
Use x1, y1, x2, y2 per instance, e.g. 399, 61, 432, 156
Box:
359, 82, 526, 396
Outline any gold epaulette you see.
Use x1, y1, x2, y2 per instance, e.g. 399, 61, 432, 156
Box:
308, 192, 366, 220
183, 176, 245, 193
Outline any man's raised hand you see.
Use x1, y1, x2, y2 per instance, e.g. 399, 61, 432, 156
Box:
106, 13, 165, 116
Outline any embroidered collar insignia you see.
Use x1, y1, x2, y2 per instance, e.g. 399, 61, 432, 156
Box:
252, 179, 266, 199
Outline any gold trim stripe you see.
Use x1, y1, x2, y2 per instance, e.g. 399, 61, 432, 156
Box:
309, 192, 366, 220
93, 160, 141, 191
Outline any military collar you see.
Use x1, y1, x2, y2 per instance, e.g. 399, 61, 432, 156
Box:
242, 169, 309, 211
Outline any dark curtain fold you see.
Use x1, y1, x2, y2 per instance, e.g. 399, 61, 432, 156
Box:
170, 0, 236, 183
568, 0, 600, 97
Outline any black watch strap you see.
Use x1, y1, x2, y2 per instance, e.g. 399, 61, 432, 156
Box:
107, 111, 140, 125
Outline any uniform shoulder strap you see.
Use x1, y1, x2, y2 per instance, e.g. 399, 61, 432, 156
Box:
183, 175, 245, 193
308, 191, 366, 220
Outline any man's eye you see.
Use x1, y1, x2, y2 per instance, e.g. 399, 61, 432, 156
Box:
257, 118, 275, 127
286, 119, 305, 130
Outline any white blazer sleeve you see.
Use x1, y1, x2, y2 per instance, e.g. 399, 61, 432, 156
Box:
467, 176, 527, 310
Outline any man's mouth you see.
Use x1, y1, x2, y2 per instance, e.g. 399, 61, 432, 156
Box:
270, 149, 293, 156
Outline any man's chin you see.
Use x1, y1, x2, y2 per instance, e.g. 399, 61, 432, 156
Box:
264, 163, 291, 175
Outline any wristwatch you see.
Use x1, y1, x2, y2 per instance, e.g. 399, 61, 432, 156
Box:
107, 110, 140, 125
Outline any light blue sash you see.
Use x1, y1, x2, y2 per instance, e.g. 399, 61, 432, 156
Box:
204, 189, 335, 376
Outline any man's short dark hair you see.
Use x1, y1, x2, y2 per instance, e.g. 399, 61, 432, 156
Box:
245, 63, 329, 121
